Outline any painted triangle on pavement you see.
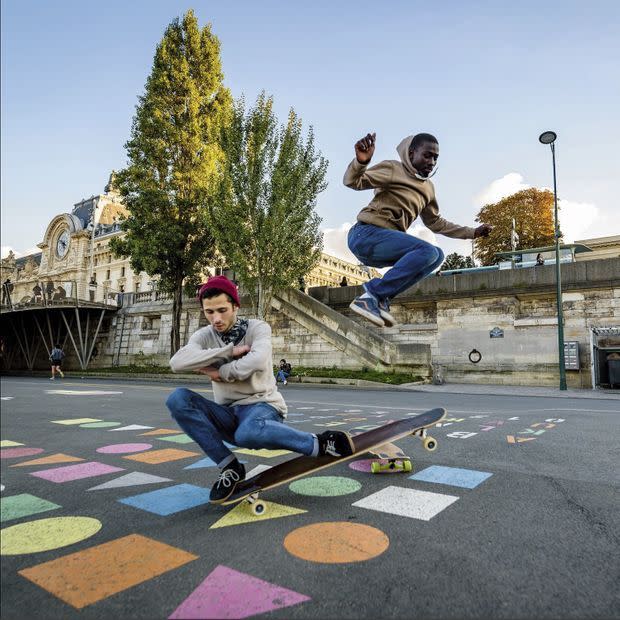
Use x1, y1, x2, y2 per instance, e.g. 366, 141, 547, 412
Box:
10, 453, 85, 467
184, 456, 217, 469
139, 428, 181, 436
210, 500, 306, 529
86, 471, 173, 491
169, 564, 310, 619
109, 424, 154, 432
0, 440, 24, 447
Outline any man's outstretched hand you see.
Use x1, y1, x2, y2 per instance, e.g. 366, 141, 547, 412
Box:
474, 224, 493, 238
355, 132, 376, 165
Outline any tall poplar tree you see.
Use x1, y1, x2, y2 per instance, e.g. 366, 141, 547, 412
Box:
208, 93, 327, 318
110, 10, 231, 354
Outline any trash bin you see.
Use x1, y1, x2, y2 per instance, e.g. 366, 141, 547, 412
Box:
607, 355, 620, 389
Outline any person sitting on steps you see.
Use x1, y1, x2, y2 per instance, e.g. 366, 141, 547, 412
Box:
166, 275, 354, 504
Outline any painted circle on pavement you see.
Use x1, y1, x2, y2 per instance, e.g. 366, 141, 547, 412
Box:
96, 443, 153, 454
348, 459, 375, 473
79, 421, 122, 428
284, 522, 389, 563
1, 448, 44, 460
1, 517, 102, 555
289, 476, 361, 497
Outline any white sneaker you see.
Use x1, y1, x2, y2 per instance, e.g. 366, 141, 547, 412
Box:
283, 379, 287, 385
49, 377, 55, 380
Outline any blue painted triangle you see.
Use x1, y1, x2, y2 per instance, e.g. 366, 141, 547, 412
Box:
184, 456, 217, 469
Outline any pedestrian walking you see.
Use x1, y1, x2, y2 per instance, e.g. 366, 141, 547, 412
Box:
345, 132, 492, 327
49, 343, 65, 380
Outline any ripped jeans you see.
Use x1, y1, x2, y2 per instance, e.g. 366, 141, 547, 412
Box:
166, 388, 314, 468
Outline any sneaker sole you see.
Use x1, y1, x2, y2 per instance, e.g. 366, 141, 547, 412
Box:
379, 310, 397, 327
349, 301, 385, 327
209, 481, 243, 504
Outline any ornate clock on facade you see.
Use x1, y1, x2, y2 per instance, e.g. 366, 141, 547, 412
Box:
56, 230, 70, 259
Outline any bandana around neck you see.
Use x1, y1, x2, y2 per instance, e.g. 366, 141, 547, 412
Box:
218, 318, 249, 346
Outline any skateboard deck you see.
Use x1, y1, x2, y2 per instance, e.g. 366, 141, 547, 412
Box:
222, 407, 446, 514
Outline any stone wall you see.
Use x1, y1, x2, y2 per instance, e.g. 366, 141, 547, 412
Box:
84, 257, 620, 387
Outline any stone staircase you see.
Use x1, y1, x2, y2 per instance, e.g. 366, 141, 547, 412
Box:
272, 287, 431, 374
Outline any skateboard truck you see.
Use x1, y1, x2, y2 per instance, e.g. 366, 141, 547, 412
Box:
414, 427, 438, 451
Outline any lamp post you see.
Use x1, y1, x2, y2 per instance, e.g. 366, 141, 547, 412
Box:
539, 130, 567, 390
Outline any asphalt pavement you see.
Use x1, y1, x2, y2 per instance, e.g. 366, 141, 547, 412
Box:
1, 376, 618, 619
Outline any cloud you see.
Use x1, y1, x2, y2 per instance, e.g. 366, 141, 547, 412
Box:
557, 199, 599, 243
322, 223, 358, 263
473, 173, 530, 207
474, 173, 606, 244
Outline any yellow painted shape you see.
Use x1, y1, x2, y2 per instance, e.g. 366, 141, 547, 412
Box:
51, 418, 102, 425
0, 440, 24, 447
123, 448, 199, 464
10, 453, 85, 467
233, 448, 291, 458
1, 517, 102, 555
210, 500, 306, 529
139, 428, 182, 436
18, 534, 198, 609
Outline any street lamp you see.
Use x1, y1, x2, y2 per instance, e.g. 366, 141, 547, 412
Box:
539, 130, 567, 390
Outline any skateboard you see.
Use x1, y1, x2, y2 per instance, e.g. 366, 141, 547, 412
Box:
221, 407, 446, 515
368, 424, 438, 474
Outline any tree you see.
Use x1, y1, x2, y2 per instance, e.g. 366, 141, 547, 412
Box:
109, 10, 232, 354
442, 252, 475, 271
208, 93, 328, 318
474, 188, 555, 265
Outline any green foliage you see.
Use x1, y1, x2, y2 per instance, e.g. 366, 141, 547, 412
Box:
208, 92, 328, 317
474, 188, 555, 266
442, 252, 475, 271
109, 10, 232, 353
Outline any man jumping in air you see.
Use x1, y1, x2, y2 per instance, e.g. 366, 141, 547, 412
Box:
345, 132, 492, 327
166, 275, 354, 504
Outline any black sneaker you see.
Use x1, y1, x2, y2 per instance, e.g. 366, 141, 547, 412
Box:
317, 430, 355, 457
209, 460, 246, 504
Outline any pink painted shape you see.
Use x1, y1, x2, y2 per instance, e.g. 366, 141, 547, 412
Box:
1, 447, 44, 459
30, 461, 124, 482
348, 458, 374, 473
168, 565, 310, 619
96, 443, 153, 454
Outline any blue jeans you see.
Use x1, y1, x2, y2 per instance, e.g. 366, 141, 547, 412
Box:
165, 388, 315, 467
276, 370, 289, 382
348, 222, 445, 301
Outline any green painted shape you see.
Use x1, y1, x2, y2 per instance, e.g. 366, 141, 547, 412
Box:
79, 422, 122, 428
157, 434, 195, 444
289, 476, 362, 497
1, 494, 61, 522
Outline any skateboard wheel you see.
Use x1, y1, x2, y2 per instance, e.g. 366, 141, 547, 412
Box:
371, 462, 381, 474
251, 501, 266, 515
403, 460, 413, 472
423, 437, 437, 452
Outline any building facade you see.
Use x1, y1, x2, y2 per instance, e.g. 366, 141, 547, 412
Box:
1, 174, 379, 307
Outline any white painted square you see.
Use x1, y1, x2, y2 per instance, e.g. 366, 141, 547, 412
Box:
352, 486, 458, 521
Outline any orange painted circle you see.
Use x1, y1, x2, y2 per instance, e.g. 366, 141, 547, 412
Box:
283, 522, 389, 563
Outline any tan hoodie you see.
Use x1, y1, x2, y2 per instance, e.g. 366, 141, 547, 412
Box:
343, 136, 476, 239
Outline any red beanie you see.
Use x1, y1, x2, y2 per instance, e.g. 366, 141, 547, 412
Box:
197, 276, 240, 307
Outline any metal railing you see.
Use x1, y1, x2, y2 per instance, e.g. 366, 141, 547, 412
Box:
1, 280, 122, 311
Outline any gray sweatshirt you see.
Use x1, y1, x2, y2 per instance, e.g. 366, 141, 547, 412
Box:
169, 319, 287, 417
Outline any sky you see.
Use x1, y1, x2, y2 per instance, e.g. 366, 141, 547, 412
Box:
2, 0, 619, 264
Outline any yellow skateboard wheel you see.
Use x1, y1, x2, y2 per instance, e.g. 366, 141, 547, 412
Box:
371, 462, 381, 474
423, 437, 437, 452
